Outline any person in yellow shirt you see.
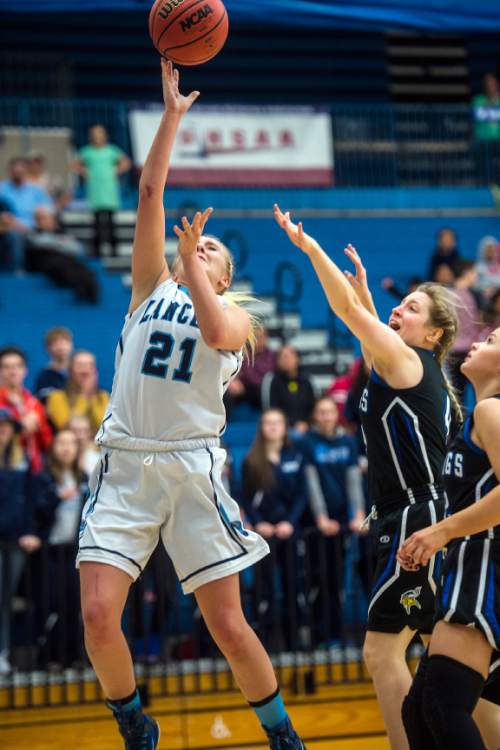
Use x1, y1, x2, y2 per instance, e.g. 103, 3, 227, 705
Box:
46, 351, 109, 435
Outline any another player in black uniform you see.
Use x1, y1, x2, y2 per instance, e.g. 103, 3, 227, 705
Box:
399, 328, 500, 750
274, 208, 460, 750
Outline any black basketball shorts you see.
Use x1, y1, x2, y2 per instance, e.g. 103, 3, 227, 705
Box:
367, 497, 446, 634
435, 537, 500, 651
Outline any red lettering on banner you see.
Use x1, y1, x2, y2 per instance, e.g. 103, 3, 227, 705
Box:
232, 130, 245, 147
180, 129, 195, 144
279, 130, 295, 147
256, 130, 270, 146
207, 130, 222, 145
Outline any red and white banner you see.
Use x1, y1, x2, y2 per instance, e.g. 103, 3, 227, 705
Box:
129, 106, 333, 186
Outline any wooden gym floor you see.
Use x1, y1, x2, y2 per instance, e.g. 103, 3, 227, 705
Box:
0, 679, 388, 750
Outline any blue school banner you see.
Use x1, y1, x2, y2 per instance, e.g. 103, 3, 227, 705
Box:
1, 0, 500, 32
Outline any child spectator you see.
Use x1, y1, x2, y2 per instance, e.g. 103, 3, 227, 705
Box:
46, 351, 109, 434
68, 414, 100, 476
262, 345, 315, 434
0, 347, 52, 473
34, 327, 73, 404
0, 407, 42, 674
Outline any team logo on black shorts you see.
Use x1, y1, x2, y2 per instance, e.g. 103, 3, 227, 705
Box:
400, 587, 422, 615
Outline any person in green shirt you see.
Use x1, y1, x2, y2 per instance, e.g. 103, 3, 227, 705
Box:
472, 73, 500, 143
72, 125, 131, 257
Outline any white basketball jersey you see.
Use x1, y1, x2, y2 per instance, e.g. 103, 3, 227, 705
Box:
96, 278, 242, 449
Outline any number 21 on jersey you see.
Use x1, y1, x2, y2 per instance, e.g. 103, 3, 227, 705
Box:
141, 330, 196, 383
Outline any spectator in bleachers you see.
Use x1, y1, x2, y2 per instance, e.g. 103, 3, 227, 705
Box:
448, 260, 483, 401
241, 408, 307, 649
226, 325, 276, 412
242, 409, 307, 540
475, 234, 500, 297
300, 396, 365, 536
71, 125, 131, 258
0, 347, 52, 473
26, 152, 72, 213
472, 73, 500, 143
261, 344, 315, 434
427, 227, 461, 281
25, 151, 54, 196
325, 357, 363, 428
0, 157, 54, 272
68, 414, 100, 476
35, 327, 73, 404
39, 429, 88, 546
299, 396, 366, 645
46, 350, 109, 435
0, 407, 42, 674
37, 429, 88, 667
432, 262, 456, 286
25, 207, 99, 303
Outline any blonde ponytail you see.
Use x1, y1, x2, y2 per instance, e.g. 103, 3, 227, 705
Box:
417, 282, 464, 424
221, 291, 260, 359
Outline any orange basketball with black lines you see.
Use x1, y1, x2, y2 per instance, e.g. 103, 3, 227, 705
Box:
149, 0, 228, 66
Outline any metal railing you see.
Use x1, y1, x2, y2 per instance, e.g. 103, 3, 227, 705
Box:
1, 98, 499, 187
0, 529, 373, 709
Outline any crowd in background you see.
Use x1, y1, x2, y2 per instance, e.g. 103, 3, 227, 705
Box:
0, 73, 500, 676
2, 226, 499, 671
1, 183, 500, 673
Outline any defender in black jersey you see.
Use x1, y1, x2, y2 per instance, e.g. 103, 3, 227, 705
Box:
360, 347, 450, 635
274, 217, 460, 750
399, 329, 500, 749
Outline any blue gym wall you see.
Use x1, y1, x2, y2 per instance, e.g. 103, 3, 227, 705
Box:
2, 187, 498, 392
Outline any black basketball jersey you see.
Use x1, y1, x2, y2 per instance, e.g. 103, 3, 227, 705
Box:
359, 347, 451, 513
443, 395, 500, 540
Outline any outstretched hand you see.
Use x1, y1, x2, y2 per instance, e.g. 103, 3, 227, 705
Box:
273, 204, 319, 256
173, 208, 213, 256
162, 58, 200, 115
343, 244, 368, 293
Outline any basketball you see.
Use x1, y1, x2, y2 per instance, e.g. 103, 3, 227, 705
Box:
149, 0, 229, 66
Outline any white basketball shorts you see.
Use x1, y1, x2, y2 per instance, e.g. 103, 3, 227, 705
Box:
76, 445, 269, 594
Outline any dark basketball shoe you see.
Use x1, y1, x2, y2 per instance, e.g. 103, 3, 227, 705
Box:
108, 705, 160, 750
266, 717, 306, 750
